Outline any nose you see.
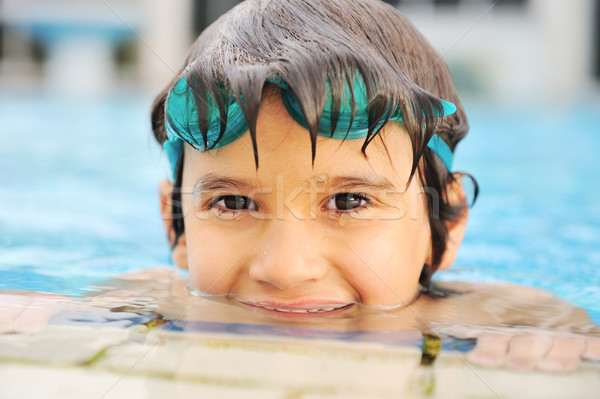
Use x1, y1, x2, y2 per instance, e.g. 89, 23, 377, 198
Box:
248, 220, 328, 290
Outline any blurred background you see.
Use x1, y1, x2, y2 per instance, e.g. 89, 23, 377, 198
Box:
1, 0, 599, 321
1, 0, 598, 99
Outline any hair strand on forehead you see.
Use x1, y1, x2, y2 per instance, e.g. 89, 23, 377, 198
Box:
226, 66, 268, 168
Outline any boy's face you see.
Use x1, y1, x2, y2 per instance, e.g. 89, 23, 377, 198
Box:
174, 92, 437, 314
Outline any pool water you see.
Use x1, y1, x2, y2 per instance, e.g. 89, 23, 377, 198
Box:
442, 101, 600, 323
0, 91, 167, 294
1, 90, 600, 398
1, 90, 599, 324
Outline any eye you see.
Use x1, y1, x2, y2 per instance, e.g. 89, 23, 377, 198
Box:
324, 193, 371, 212
210, 195, 257, 217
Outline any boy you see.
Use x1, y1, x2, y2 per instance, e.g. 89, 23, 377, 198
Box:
148, 0, 599, 371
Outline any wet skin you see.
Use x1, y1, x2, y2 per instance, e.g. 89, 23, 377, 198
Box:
166, 89, 466, 314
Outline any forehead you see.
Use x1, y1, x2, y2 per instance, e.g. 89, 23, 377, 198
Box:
183, 92, 415, 186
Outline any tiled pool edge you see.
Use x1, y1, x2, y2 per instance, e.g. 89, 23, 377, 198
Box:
1, 325, 599, 399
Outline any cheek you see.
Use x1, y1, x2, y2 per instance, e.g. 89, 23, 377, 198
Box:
186, 231, 225, 294
334, 219, 430, 306
185, 229, 248, 294
178, 186, 240, 294
181, 192, 250, 294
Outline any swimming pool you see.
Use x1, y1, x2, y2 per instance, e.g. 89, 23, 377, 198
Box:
1, 90, 599, 324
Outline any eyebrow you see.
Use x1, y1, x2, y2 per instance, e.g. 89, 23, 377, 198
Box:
193, 173, 397, 194
327, 175, 396, 191
193, 173, 261, 194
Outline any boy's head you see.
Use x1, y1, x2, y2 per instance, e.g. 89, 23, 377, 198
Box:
151, 0, 473, 311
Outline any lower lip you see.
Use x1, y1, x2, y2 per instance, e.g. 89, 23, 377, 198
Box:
239, 302, 353, 316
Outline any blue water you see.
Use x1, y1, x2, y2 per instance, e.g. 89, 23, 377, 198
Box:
1, 91, 599, 322
0, 91, 169, 294
439, 101, 600, 323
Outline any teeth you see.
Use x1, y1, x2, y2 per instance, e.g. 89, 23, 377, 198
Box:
244, 301, 350, 313
269, 306, 345, 313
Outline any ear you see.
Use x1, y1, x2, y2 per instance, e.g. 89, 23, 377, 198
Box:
159, 179, 188, 270
436, 176, 469, 271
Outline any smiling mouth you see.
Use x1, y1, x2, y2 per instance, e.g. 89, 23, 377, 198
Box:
236, 301, 354, 315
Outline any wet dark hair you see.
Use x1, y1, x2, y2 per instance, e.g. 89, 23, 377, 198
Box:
151, 0, 477, 272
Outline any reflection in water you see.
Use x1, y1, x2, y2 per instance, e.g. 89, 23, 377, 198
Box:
1, 267, 600, 399
0, 267, 598, 361
33, 267, 597, 341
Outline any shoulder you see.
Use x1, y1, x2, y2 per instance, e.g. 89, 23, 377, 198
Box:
116, 267, 178, 283
425, 280, 595, 331
430, 280, 557, 300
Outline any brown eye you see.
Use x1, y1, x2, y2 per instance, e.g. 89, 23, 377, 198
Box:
212, 195, 257, 211
326, 193, 370, 211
